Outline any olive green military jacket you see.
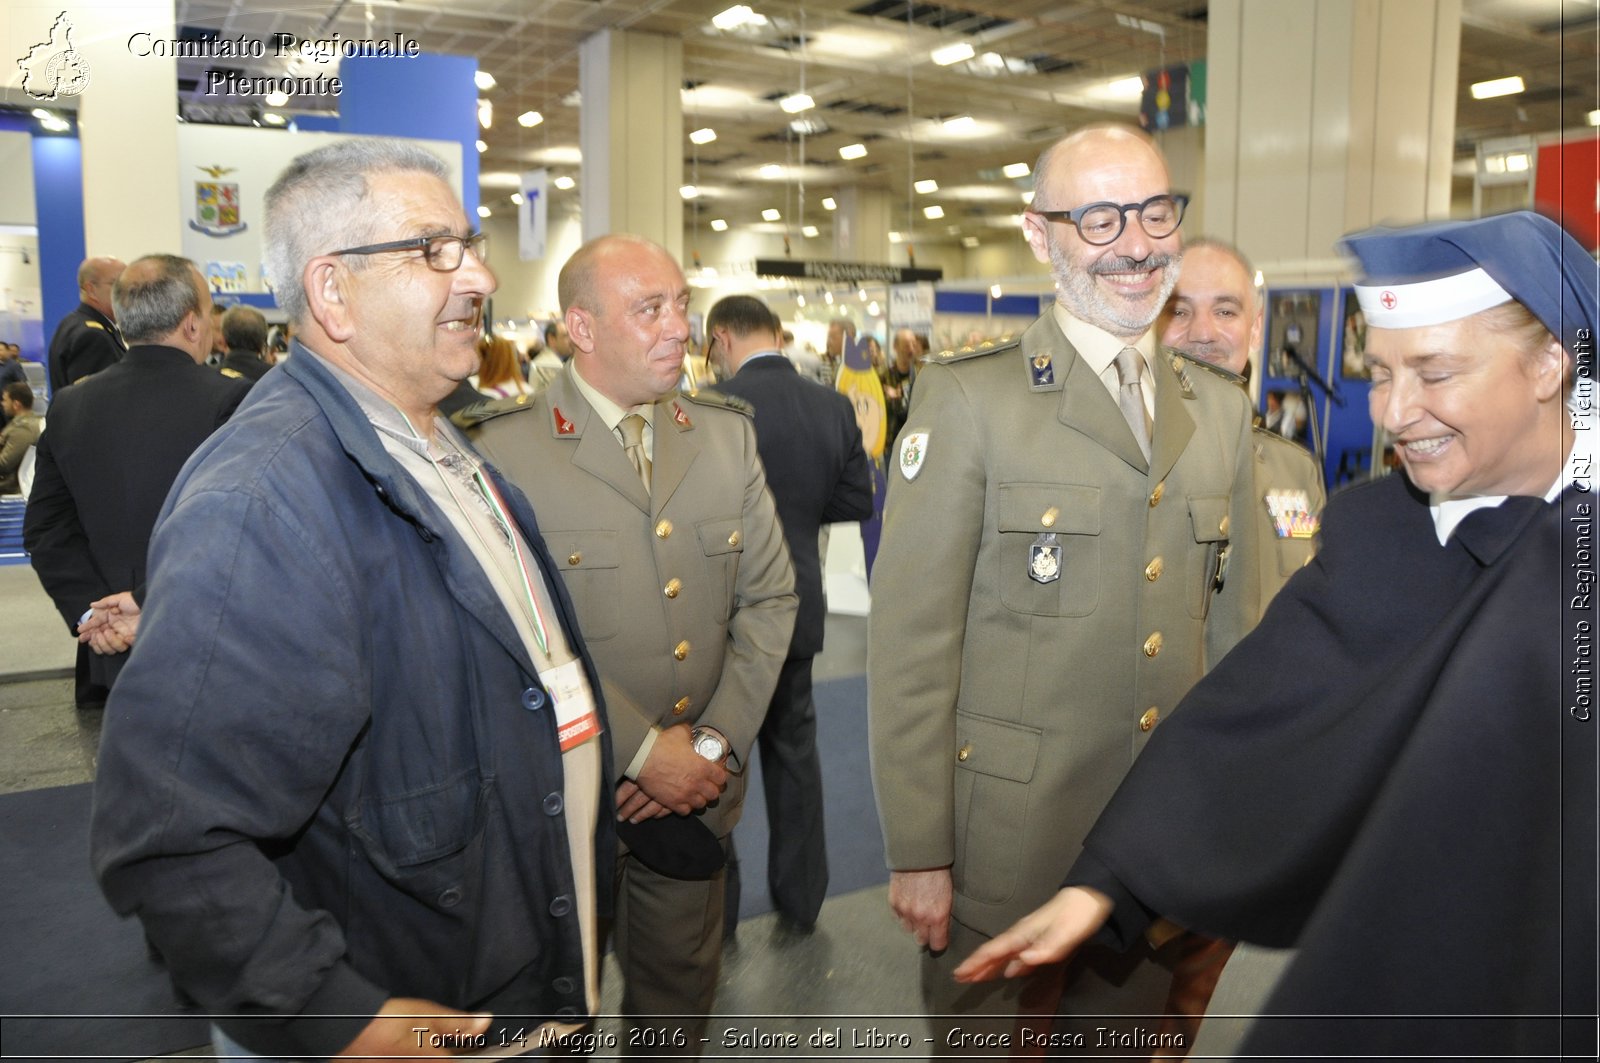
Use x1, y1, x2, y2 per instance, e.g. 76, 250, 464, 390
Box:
1251, 427, 1326, 599
867, 310, 1262, 936
469, 365, 797, 839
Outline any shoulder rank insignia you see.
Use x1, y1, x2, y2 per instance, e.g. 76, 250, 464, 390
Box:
1167, 347, 1246, 395
1030, 352, 1055, 388
450, 393, 537, 431
1168, 354, 1195, 397
1264, 489, 1319, 539
84, 320, 106, 331
553, 406, 576, 435
933, 336, 1019, 365
682, 388, 755, 418
898, 430, 929, 481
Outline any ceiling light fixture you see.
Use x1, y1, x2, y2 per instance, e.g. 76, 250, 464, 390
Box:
961, 236, 980, 248
990, 284, 1003, 298
680, 185, 700, 199
823, 291, 834, 305
478, 99, 493, 129
710, 218, 729, 231
914, 179, 938, 194
264, 90, 290, 107
931, 42, 975, 66
689, 127, 717, 144
802, 225, 819, 237
762, 208, 782, 221
821, 197, 837, 211
712, 5, 768, 31
923, 205, 945, 219
477, 206, 492, 218
1589, 109, 1600, 126
789, 117, 826, 135
779, 92, 815, 113
518, 110, 544, 128
941, 115, 977, 135
839, 143, 868, 160
475, 139, 488, 153
262, 112, 286, 126
759, 163, 784, 179
1002, 162, 1030, 178
510, 192, 524, 205
474, 70, 496, 91
1105, 75, 1144, 99
553, 175, 576, 190
1471, 76, 1525, 99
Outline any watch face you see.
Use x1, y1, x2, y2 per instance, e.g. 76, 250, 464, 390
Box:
693, 732, 724, 760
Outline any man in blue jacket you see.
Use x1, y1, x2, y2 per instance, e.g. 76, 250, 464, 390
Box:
90, 138, 613, 1059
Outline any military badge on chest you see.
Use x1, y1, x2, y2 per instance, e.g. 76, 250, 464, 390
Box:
1264, 490, 1319, 539
1028, 532, 1061, 584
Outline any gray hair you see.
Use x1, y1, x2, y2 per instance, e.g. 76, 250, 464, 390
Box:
264, 138, 450, 323
112, 255, 203, 344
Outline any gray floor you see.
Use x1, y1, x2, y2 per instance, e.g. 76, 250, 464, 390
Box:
0, 570, 935, 1060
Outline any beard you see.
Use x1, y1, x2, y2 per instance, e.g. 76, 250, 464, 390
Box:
1050, 236, 1181, 338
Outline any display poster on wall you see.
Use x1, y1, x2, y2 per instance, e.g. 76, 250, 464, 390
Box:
206, 261, 248, 293
888, 282, 934, 334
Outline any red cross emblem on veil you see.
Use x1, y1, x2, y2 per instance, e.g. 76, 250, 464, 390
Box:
1380, 290, 1397, 310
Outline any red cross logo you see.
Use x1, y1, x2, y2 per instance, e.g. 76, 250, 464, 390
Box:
1380, 290, 1397, 310
673, 403, 692, 428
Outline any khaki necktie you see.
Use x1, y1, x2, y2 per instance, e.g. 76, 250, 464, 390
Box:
619, 413, 652, 492
1114, 346, 1152, 464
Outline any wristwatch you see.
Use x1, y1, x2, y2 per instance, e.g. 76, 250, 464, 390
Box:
690, 726, 729, 763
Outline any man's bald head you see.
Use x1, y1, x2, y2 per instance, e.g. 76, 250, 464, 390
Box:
77, 256, 126, 319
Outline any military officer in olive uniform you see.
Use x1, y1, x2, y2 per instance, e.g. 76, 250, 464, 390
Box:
47, 257, 127, 394
1162, 237, 1325, 599
468, 234, 796, 1054
867, 125, 1262, 1044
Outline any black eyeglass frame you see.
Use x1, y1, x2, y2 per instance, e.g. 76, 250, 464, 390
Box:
1029, 194, 1190, 246
328, 232, 490, 271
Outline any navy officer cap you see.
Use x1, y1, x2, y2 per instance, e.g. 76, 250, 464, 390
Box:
1342, 210, 1597, 355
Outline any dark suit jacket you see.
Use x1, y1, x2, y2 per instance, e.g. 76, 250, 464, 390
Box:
218, 351, 273, 385
24, 344, 249, 685
47, 302, 125, 394
713, 353, 873, 658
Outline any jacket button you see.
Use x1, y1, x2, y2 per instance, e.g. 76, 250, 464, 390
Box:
1139, 707, 1160, 732
673, 696, 691, 716
1219, 515, 1231, 536
1144, 557, 1164, 582
1149, 482, 1165, 507
549, 895, 572, 917
553, 976, 576, 995
664, 578, 682, 599
957, 743, 971, 762
438, 886, 463, 908
521, 687, 546, 711
673, 640, 690, 661
727, 529, 741, 547
567, 552, 581, 566
543, 792, 564, 816
1143, 632, 1163, 657
1040, 507, 1058, 528
655, 520, 673, 539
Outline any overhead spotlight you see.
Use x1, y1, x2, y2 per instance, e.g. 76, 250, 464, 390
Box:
689, 127, 718, 144
779, 92, 814, 113
887, 231, 903, 243
518, 110, 544, 128
867, 300, 881, 316
1471, 76, 1525, 99
680, 185, 701, 199
961, 235, 980, 248
802, 225, 819, 237
478, 99, 493, 129
264, 89, 290, 107
941, 115, 977, 135
712, 4, 768, 31
990, 284, 1003, 298
914, 179, 938, 194
923, 205, 945, 219
262, 112, 286, 126
839, 143, 868, 160
553, 175, 576, 190
1019, 191, 1033, 203
510, 192, 524, 206
823, 290, 834, 305
762, 208, 781, 221
821, 197, 837, 211
789, 117, 826, 135
710, 218, 729, 231
478, 206, 492, 218
1105, 75, 1144, 99
796, 294, 806, 307
857, 288, 867, 301
475, 70, 497, 91
38, 114, 70, 133
1589, 109, 1600, 126
759, 164, 784, 179
1504, 152, 1530, 173
1002, 162, 1030, 178
932, 42, 976, 66
30, 108, 49, 120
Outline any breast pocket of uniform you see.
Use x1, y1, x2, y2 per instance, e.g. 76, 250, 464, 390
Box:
996, 483, 1100, 617
1186, 495, 1230, 619
695, 516, 744, 624
542, 530, 620, 640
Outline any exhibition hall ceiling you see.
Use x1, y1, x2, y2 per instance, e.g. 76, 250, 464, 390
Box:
146, 0, 1599, 243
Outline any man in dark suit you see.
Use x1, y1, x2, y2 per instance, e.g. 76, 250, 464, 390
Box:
25, 254, 248, 705
217, 305, 275, 386
46, 256, 127, 394
707, 294, 874, 931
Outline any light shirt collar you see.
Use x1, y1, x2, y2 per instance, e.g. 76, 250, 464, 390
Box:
315, 354, 451, 458
1429, 423, 1594, 544
1052, 303, 1157, 412
570, 361, 654, 451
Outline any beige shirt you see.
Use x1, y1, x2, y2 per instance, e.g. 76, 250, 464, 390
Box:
571, 361, 656, 460
1053, 302, 1157, 422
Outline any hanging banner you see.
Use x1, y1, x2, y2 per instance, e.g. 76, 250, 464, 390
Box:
519, 169, 548, 261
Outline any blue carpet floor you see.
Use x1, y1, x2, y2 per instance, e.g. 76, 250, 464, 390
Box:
0, 674, 882, 1061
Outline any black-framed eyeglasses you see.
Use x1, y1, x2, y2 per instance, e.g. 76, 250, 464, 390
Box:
1030, 194, 1189, 246
329, 232, 489, 271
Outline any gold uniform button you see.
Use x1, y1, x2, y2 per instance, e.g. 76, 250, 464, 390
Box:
727, 529, 741, 547
1041, 506, 1059, 528
664, 578, 682, 599
655, 520, 673, 539
1149, 482, 1165, 507
1139, 708, 1160, 732
957, 743, 972, 762
673, 640, 690, 661
1144, 557, 1164, 582
1143, 632, 1163, 657
672, 696, 691, 716
1219, 515, 1231, 536
567, 552, 581, 566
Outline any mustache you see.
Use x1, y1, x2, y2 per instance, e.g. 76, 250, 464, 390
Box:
1090, 253, 1179, 274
